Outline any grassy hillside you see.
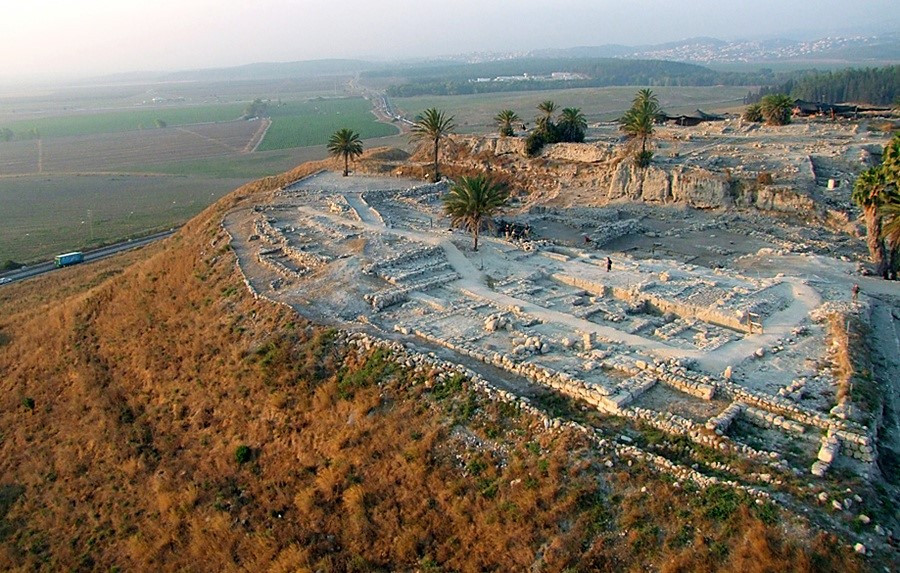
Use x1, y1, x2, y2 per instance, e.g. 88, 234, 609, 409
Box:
0, 163, 864, 572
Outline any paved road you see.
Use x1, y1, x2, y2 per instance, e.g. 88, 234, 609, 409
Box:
0, 229, 176, 286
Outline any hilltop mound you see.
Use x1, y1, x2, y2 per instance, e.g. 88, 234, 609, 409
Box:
0, 163, 866, 571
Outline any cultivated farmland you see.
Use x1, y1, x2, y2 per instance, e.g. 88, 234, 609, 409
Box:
256, 97, 398, 151
0, 175, 244, 263
0, 120, 264, 175
1, 103, 246, 138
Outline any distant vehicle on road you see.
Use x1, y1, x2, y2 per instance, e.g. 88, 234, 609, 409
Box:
0, 277, 11, 285
54, 252, 84, 267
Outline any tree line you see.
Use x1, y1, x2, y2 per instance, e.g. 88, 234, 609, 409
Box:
744, 65, 900, 106
382, 58, 776, 98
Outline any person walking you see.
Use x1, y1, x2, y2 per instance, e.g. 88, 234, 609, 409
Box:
606, 256, 612, 272
851, 283, 859, 302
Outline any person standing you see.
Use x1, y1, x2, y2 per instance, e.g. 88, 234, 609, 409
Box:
851, 283, 859, 302
606, 256, 612, 272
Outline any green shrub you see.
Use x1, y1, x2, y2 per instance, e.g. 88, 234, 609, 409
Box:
432, 372, 465, 400
337, 347, 395, 399
235, 445, 252, 465
525, 131, 546, 157
635, 150, 653, 168
743, 103, 763, 122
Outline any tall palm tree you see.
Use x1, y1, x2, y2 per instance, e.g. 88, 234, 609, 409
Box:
494, 109, 520, 137
411, 108, 455, 183
632, 88, 659, 110
632, 88, 665, 122
327, 128, 363, 176
878, 134, 900, 276
619, 105, 655, 167
852, 166, 889, 277
537, 100, 557, 120
558, 107, 587, 142
881, 198, 900, 254
536, 100, 557, 132
442, 175, 509, 251
760, 94, 794, 126
620, 89, 664, 167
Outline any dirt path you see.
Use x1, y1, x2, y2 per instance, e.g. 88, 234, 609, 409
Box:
244, 118, 271, 153
344, 193, 384, 226
176, 126, 242, 153
697, 279, 821, 373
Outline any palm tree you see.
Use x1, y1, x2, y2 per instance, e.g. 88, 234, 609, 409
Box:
881, 198, 900, 255
558, 107, 587, 142
632, 88, 665, 122
442, 175, 509, 251
852, 166, 889, 277
760, 94, 794, 126
743, 103, 763, 122
536, 100, 557, 132
494, 109, 520, 137
619, 89, 664, 167
327, 128, 363, 176
878, 134, 900, 276
632, 89, 659, 110
411, 108, 455, 183
619, 105, 655, 167
537, 100, 556, 120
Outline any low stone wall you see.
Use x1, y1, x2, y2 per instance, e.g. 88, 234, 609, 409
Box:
257, 250, 307, 280
553, 273, 750, 333
586, 219, 644, 248
706, 401, 743, 434
623, 406, 786, 466
742, 404, 806, 435
362, 245, 443, 276
638, 359, 717, 400
282, 244, 330, 268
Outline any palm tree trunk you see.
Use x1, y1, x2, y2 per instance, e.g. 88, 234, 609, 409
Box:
888, 241, 899, 280
432, 138, 440, 183
473, 224, 479, 251
864, 206, 888, 277
343, 153, 349, 177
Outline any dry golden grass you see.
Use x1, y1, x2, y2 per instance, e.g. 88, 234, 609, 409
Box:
0, 160, 867, 572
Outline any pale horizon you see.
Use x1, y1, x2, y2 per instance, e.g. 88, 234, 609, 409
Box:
5, 0, 898, 83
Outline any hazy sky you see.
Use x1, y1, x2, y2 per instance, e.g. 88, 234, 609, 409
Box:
4, 0, 896, 80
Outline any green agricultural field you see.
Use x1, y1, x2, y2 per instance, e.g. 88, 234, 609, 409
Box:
394, 86, 753, 134
0, 175, 244, 263
1, 103, 245, 138
126, 133, 410, 179
256, 97, 398, 151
